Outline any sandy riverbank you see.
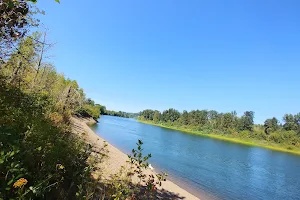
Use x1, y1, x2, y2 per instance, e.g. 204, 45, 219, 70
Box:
71, 116, 200, 200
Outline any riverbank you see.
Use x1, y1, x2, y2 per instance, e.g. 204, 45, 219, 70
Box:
71, 116, 201, 200
138, 120, 300, 156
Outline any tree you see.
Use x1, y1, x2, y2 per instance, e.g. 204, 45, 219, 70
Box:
231, 111, 239, 129
1, 0, 31, 43
222, 113, 234, 129
294, 113, 300, 125
99, 105, 107, 114
153, 110, 161, 123
264, 117, 279, 134
1, 36, 36, 86
1, 0, 59, 63
161, 108, 180, 122
140, 109, 155, 120
239, 111, 254, 131
179, 110, 189, 125
208, 110, 218, 120
188, 110, 208, 126
283, 114, 298, 131
294, 113, 300, 133
86, 98, 95, 106
197, 110, 209, 126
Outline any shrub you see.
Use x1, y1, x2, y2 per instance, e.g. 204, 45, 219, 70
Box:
252, 130, 267, 140
76, 104, 101, 121
281, 131, 299, 145
238, 130, 251, 138
268, 132, 283, 143
105, 140, 167, 200
0, 82, 97, 199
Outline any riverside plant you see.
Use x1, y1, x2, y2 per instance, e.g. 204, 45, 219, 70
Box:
0, 79, 106, 199
106, 140, 167, 200
113, 140, 167, 200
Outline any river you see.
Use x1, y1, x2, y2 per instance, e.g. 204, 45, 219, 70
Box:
91, 116, 300, 200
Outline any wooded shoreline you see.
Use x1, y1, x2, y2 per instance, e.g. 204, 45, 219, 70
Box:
138, 119, 300, 155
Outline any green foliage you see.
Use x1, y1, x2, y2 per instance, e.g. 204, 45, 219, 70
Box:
283, 114, 299, 131
252, 130, 267, 140
264, 117, 279, 134
268, 132, 283, 143
140, 109, 155, 120
162, 108, 181, 122
103, 110, 139, 118
153, 110, 161, 123
128, 140, 152, 184
1, 33, 101, 122
139, 109, 253, 132
0, 32, 103, 199
99, 105, 107, 115
281, 131, 299, 146
179, 110, 189, 125
106, 140, 167, 200
139, 108, 300, 149
239, 130, 251, 138
0, 80, 97, 199
238, 111, 254, 131
221, 113, 235, 130
76, 103, 101, 121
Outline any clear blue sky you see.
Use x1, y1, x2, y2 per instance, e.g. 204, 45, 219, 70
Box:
37, 0, 300, 123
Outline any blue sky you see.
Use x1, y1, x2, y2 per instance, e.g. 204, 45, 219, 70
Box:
37, 0, 300, 123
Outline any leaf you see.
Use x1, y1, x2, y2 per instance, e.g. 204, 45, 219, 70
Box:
55, 0, 60, 3
7, 179, 14, 186
10, 151, 15, 157
15, 174, 24, 179
8, 1, 14, 8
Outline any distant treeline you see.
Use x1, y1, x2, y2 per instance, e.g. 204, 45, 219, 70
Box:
104, 110, 139, 118
99, 106, 138, 118
138, 109, 300, 149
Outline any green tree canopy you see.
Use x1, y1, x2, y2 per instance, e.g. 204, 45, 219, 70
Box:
264, 117, 279, 134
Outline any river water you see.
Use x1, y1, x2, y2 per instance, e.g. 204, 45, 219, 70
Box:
91, 116, 300, 200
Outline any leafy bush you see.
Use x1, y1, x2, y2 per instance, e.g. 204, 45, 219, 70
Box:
238, 130, 251, 138
105, 140, 167, 200
281, 131, 299, 145
0, 81, 97, 199
76, 104, 101, 121
252, 130, 267, 140
268, 132, 283, 143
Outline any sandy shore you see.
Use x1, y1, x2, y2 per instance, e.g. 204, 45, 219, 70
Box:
71, 116, 200, 200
